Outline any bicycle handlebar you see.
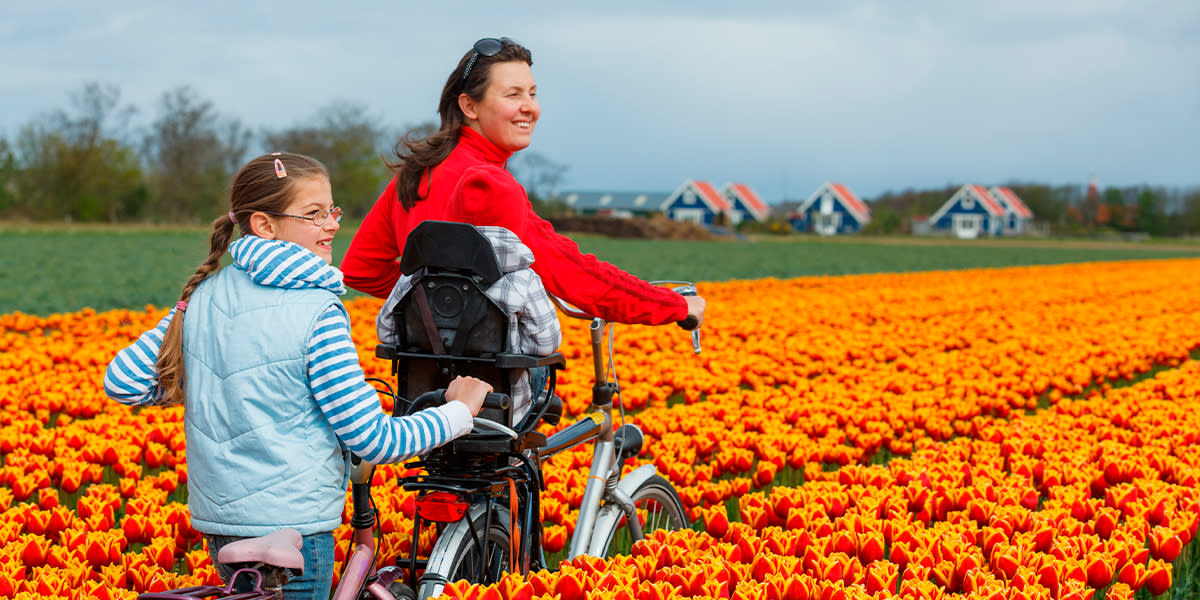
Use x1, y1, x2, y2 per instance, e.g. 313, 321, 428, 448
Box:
482, 392, 510, 411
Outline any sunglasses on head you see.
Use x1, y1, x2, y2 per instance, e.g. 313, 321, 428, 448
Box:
461, 37, 513, 82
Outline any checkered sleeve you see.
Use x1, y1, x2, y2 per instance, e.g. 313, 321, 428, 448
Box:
513, 270, 562, 356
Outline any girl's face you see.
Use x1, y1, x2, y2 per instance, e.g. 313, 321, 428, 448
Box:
268, 176, 339, 263
461, 61, 539, 153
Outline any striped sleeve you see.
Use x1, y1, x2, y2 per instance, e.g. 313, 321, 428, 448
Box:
307, 304, 474, 464
104, 311, 177, 406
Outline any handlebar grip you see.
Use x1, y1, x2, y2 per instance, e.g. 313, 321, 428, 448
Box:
673, 284, 700, 331
483, 392, 510, 411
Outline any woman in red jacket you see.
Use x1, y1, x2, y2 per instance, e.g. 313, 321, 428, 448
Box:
342, 37, 705, 327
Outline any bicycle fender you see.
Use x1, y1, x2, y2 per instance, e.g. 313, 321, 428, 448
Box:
585, 464, 658, 556
421, 504, 511, 594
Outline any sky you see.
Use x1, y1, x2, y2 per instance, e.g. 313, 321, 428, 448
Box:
1, 1, 1197, 203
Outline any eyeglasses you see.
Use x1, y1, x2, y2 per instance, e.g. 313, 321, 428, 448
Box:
461, 37, 512, 82
263, 206, 343, 227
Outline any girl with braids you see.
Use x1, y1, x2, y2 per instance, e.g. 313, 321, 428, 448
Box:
342, 37, 706, 328
104, 152, 491, 600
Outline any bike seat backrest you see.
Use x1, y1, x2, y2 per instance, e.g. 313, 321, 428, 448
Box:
387, 221, 522, 422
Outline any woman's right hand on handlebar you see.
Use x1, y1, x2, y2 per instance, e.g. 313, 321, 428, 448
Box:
445, 376, 493, 417
684, 295, 706, 328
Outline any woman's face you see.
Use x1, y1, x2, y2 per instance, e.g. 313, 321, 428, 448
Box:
461, 61, 540, 153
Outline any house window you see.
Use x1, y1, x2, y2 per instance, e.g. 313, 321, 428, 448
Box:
962, 195, 975, 210
673, 208, 705, 224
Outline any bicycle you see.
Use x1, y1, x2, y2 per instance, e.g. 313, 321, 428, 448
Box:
380, 284, 701, 599
136, 445, 412, 599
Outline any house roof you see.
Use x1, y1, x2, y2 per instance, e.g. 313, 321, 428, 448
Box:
970, 185, 1007, 216
694, 181, 731, 212
829, 183, 870, 221
662, 179, 731, 213
989, 186, 1034, 218
929, 184, 1007, 222
558, 191, 668, 212
721, 183, 770, 221
797, 182, 871, 222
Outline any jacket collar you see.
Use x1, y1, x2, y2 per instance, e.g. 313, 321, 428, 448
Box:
229, 236, 346, 295
458, 125, 512, 167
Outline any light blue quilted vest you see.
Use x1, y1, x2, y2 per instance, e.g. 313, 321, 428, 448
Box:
182, 265, 349, 536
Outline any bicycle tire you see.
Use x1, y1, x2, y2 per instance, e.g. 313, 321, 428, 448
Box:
416, 505, 512, 600
591, 474, 688, 557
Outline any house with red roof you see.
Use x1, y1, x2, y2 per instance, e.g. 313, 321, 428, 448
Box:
719, 183, 770, 224
988, 186, 1035, 234
789, 182, 871, 235
660, 180, 731, 226
928, 184, 1007, 239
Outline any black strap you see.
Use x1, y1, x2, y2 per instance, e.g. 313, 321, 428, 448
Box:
412, 284, 446, 355
450, 294, 489, 356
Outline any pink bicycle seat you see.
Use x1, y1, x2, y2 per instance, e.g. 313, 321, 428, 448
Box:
216, 528, 305, 572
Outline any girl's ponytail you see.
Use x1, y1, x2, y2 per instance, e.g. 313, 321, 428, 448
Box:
155, 213, 236, 405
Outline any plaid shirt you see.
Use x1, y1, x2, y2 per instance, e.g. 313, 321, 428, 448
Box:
377, 226, 561, 417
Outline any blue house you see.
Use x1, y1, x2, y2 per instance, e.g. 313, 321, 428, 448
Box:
789, 182, 871, 235
557, 191, 667, 218
719, 183, 770, 225
928, 184, 1007, 238
660, 180, 731, 225
988, 186, 1035, 235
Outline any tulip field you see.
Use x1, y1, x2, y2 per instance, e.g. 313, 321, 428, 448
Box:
2, 256, 1200, 599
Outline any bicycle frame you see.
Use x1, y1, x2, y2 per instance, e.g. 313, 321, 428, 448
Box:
541, 290, 690, 559
330, 457, 404, 600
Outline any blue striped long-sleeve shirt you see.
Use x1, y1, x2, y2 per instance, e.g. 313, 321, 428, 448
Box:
103, 236, 473, 464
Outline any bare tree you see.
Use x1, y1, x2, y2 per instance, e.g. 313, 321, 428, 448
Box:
142, 86, 230, 221
219, 118, 255, 177
508, 150, 568, 201
263, 101, 393, 217
0, 136, 15, 215
13, 82, 145, 221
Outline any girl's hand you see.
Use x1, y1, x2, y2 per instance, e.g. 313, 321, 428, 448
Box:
445, 376, 493, 416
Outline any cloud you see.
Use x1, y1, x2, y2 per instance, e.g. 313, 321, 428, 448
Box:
0, 0, 1195, 201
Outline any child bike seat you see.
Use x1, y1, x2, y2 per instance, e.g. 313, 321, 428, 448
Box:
216, 527, 305, 572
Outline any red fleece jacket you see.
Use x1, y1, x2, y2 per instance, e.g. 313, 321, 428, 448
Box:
341, 127, 687, 326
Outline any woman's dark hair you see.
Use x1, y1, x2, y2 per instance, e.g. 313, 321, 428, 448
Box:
388, 39, 533, 210
155, 152, 329, 404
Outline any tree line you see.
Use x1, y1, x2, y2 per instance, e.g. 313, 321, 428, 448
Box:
0, 83, 567, 223
860, 183, 1200, 237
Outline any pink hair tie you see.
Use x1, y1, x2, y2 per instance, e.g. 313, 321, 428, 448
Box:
228, 210, 237, 223
176, 301, 188, 312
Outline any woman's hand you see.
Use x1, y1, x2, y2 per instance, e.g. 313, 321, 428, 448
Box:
685, 295, 707, 328
445, 376, 493, 417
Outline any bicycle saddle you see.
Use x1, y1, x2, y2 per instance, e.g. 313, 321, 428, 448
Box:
216, 528, 305, 572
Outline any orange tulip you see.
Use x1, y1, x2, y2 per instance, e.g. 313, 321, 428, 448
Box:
1143, 559, 1172, 597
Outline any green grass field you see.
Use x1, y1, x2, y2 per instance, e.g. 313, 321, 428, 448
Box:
3, 224, 1199, 315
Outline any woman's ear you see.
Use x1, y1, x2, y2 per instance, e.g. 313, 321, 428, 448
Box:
458, 93, 478, 121
248, 212, 277, 239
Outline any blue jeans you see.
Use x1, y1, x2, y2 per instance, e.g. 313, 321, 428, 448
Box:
528, 366, 550, 403
206, 531, 335, 600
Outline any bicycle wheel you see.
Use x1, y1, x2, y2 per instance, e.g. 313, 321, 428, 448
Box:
591, 474, 689, 557
417, 505, 512, 600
